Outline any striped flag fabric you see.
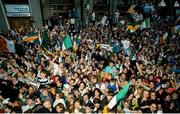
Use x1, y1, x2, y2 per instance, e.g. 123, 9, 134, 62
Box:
0, 35, 15, 53
130, 49, 136, 60
62, 35, 72, 50
22, 36, 39, 42
140, 18, 150, 29
22, 32, 41, 44
127, 25, 140, 33
107, 82, 131, 109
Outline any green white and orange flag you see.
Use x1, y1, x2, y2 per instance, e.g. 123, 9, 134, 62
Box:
0, 35, 15, 53
62, 35, 73, 50
107, 82, 131, 109
22, 32, 41, 44
22, 36, 39, 42
140, 18, 150, 29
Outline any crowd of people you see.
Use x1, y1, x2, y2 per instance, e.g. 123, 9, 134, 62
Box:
0, 3, 180, 113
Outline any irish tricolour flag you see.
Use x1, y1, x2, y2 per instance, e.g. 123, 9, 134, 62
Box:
107, 82, 131, 109
62, 35, 72, 50
140, 18, 150, 29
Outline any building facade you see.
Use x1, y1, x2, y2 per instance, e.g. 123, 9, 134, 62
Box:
0, 0, 179, 33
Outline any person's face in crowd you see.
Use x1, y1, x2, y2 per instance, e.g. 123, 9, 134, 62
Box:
0, 68, 5, 74
132, 98, 137, 106
50, 88, 56, 95
143, 90, 149, 99
94, 89, 100, 98
74, 101, 81, 109
74, 90, 79, 97
83, 94, 88, 102
148, 75, 153, 81
67, 95, 73, 102
69, 79, 75, 86
43, 100, 52, 110
28, 86, 35, 95
127, 94, 134, 101
123, 101, 129, 109
59, 62, 64, 69
56, 93, 62, 100
109, 62, 114, 67
120, 73, 126, 80
170, 102, 175, 110
123, 68, 128, 74
147, 56, 151, 62
91, 77, 97, 84
19, 87, 25, 94
56, 104, 64, 113
79, 82, 85, 90
40, 72, 46, 78
74, 73, 79, 79
85, 106, 92, 113
150, 92, 156, 100
162, 74, 167, 80
150, 103, 157, 113
80, 64, 84, 70
35, 97, 41, 105
172, 92, 178, 100
149, 82, 155, 89
42, 89, 49, 97
94, 102, 100, 109
66, 75, 72, 83
165, 95, 171, 102
131, 78, 136, 85
27, 98, 34, 106
136, 79, 143, 87
165, 81, 171, 88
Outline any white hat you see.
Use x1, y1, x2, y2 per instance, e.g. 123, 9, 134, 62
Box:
63, 84, 70, 89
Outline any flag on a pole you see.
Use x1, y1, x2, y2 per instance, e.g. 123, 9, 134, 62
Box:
140, 18, 150, 29
22, 32, 41, 44
107, 82, 131, 109
101, 16, 107, 26
127, 5, 136, 14
0, 35, 15, 53
163, 32, 168, 40
62, 35, 72, 50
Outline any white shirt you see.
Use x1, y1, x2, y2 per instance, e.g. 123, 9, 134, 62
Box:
53, 98, 66, 108
121, 40, 130, 49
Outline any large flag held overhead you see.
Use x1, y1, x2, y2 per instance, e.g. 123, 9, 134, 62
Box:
0, 35, 15, 53
62, 35, 72, 50
107, 82, 131, 109
22, 32, 41, 44
22, 36, 39, 42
